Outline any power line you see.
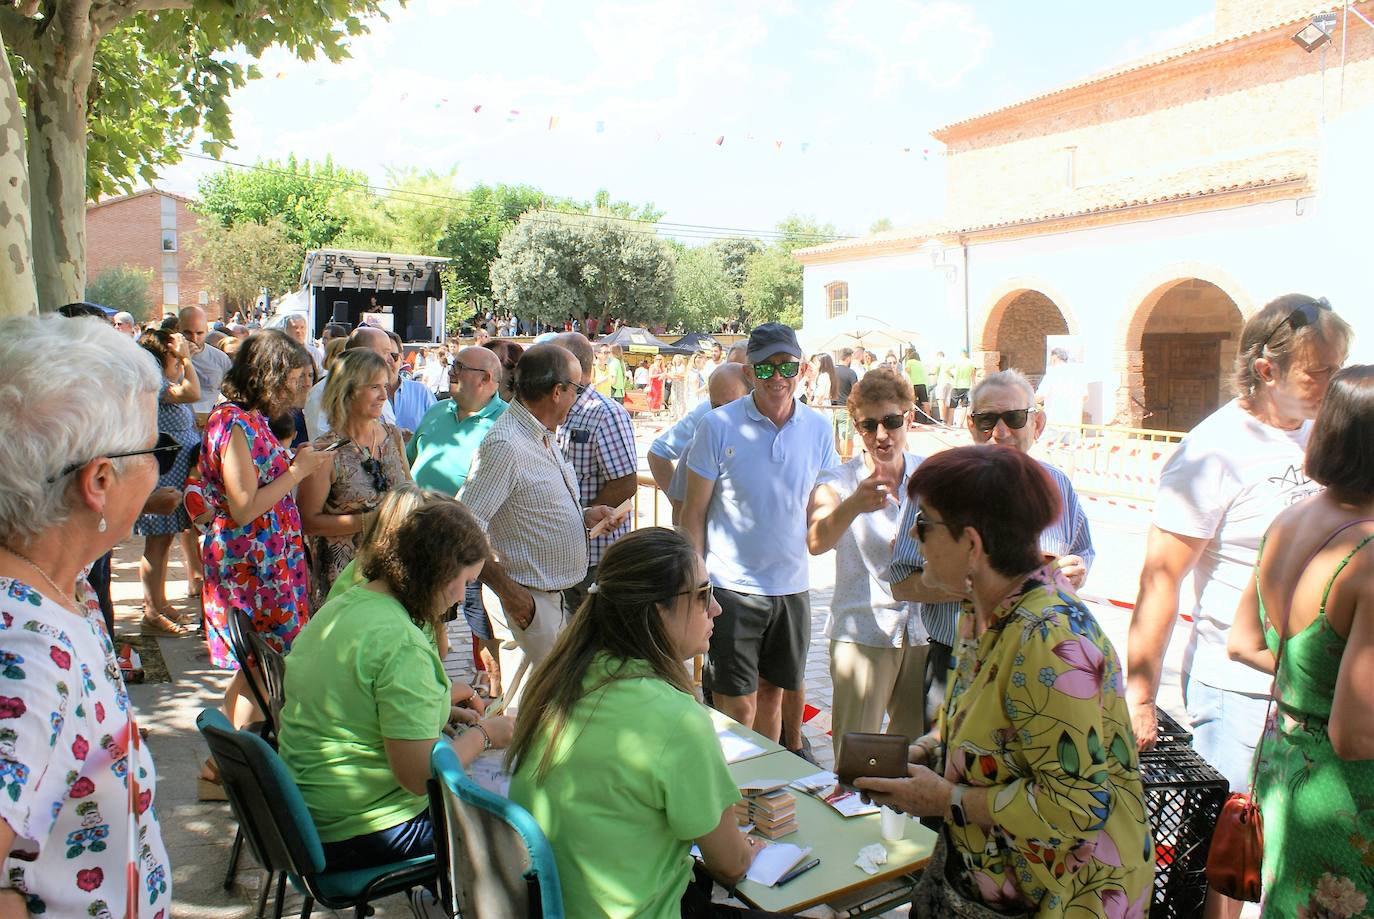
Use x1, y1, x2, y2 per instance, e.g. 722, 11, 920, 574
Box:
179, 151, 855, 244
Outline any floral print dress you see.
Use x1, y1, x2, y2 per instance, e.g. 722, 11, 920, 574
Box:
200, 403, 310, 669
939, 569, 1154, 919
0, 577, 172, 917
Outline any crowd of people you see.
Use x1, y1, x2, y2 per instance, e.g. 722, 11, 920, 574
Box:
0, 292, 1369, 919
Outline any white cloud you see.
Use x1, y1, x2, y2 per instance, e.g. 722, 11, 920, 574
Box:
825, 0, 992, 92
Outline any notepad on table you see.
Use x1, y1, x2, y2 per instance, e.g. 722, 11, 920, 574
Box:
746, 842, 814, 887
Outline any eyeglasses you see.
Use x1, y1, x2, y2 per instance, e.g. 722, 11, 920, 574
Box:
1258, 297, 1332, 352
969, 408, 1036, 432
361, 456, 391, 494
674, 581, 714, 608
913, 511, 954, 543
752, 361, 801, 380
49, 432, 182, 482
558, 379, 588, 395
856, 413, 906, 434
454, 362, 488, 378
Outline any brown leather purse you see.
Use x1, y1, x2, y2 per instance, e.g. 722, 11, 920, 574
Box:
1205, 788, 1265, 901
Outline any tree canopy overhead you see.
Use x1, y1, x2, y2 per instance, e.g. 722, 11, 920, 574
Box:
0, 0, 392, 317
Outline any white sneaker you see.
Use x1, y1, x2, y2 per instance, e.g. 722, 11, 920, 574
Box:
408, 887, 449, 918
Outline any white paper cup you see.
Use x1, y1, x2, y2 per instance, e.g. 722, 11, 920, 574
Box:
880, 806, 906, 841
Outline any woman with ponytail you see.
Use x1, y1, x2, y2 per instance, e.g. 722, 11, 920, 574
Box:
508, 527, 785, 919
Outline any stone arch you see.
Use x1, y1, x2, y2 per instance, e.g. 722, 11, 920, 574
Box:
975, 280, 1075, 385
1118, 270, 1248, 430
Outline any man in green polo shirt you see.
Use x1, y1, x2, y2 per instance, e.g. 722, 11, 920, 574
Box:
949, 349, 978, 427
408, 345, 508, 691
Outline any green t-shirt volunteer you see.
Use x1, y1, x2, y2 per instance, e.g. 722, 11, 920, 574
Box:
609, 357, 627, 398
953, 355, 977, 389
904, 358, 927, 387
509, 654, 740, 919
278, 586, 451, 842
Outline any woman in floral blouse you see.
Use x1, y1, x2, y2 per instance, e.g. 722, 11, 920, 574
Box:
857, 445, 1152, 919
0, 314, 172, 917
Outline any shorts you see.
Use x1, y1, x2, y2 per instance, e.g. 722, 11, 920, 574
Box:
1183, 675, 1269, 791
949, 388, 970, 408
912, 384, 928, 404
705, 588, 810, 695
460, 580, 492, 640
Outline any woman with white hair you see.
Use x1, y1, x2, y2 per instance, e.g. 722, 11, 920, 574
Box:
0, 314, 173, 917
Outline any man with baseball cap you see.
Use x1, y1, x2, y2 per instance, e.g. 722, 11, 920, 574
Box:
682, 322, 839, 756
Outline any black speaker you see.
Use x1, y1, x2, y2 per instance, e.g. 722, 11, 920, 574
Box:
408, 324, 433, 341
331, 301, 349, 323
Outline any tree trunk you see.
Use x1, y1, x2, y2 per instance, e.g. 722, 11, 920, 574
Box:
0, 28, 37, 317
25, 4, 99, 311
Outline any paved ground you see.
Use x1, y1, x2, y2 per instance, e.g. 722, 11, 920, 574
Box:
119, 420, 1192, 918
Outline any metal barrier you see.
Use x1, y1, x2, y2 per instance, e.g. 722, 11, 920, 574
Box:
1033, 424, 1186, 503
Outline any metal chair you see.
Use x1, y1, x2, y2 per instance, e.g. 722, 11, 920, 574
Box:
198, 708, 436, 919
427, 742, 564, 919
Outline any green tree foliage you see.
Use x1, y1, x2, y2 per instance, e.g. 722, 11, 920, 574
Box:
85, 265, 154, 321
669, 244, 736, 332
740, 216, 838, 329
489, 211, 675, 327
870, 217, 894, 233
0, 0, 392, 315
195, 155, 377, 251
189, 219, 304, 314
436, 183, 554, 306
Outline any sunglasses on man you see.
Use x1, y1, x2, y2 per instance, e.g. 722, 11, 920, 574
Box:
1257, 297, 1332, 352
752, 361, 800, 380
969, 407, 1037, 433
49, 432, 182, 483
856, 413, 906, 434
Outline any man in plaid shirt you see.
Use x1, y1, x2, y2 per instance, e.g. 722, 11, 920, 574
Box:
553, 333, 640, 612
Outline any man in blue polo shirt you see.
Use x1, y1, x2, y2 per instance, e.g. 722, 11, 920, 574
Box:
407, 344, 507, 691
682, 323, 839, 754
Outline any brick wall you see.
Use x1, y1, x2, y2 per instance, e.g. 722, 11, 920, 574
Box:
85, 191, 224, 321
1216, 0, 1323, 36
989, 291, 1070, 382
937, 21, 1374, 229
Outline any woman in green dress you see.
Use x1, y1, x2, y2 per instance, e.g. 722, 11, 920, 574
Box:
1229, 364, 1374, 919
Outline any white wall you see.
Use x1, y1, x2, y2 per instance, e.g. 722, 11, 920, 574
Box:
800, 252, 959, 356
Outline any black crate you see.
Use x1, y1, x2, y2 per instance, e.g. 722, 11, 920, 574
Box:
1139, 746, 1229, 919
1153, 709, 1194, 749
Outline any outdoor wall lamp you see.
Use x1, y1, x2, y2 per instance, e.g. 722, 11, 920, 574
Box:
1292, 13, 1336, 51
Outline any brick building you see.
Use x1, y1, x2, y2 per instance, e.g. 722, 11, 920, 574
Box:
797, 0, 1374, 431
86, 188, 224, 321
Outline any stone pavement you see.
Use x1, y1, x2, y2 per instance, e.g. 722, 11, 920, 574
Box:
116, 419, 1192, 918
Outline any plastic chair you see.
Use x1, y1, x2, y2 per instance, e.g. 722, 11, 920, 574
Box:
427, 743, 564, 919
198, 708, 436, 919
221, 608, 287, 899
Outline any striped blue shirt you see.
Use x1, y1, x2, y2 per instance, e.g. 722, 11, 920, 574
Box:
887, 459, 1094, 646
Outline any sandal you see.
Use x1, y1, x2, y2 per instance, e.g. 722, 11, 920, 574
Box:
142, 611, 192, 637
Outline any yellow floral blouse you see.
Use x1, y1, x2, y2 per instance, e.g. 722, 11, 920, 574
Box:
938, 570, 1154, 918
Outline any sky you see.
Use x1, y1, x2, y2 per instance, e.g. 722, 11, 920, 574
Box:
157, 0, 1216, 243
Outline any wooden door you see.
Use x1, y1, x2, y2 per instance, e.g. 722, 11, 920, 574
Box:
1142, 334, 1223, 432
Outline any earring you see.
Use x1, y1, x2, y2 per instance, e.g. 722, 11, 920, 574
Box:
97, 517, 107, 533
964, 572, 974, 594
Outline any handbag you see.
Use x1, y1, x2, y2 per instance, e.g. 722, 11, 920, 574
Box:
1203, 519, 1372, 901
912, 831, 1032, 919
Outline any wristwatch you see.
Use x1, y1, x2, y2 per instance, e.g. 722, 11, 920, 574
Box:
948, 783, 968, 828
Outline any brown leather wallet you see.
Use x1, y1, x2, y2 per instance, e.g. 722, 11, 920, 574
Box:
837, 732, 910, 788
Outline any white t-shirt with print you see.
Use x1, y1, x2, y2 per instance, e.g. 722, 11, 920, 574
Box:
1153, 399, 1320, 694
0, 577, 172, 918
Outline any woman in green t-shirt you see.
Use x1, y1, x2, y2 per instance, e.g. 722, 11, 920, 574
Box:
508, 528, 785, 919
278, 493, 512, 875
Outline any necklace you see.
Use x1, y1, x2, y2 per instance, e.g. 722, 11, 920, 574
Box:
0, 544, 75, 607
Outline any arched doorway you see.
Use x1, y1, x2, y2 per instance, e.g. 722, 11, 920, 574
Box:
1134, 279, 1243, 432
982, 289, 1070, 385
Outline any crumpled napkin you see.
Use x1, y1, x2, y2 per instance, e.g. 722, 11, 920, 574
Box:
854, 843, 889, 875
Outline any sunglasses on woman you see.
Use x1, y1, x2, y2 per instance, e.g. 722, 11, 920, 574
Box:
913, 511, 954, 543
48, 432, 182, 482
969, 408, 1037, 433
752, 361, 801, 380
674, 581, 714, 608
361, 456, 391, 494
856, 413, 906, 433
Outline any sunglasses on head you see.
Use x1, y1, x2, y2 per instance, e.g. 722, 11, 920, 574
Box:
856, 413, 906, 434
969, 408, 1036, 433
361, 457, 391, 494
753, 360, 800, 380
49, 431, 182, 483
1258, 297, 1332, 352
